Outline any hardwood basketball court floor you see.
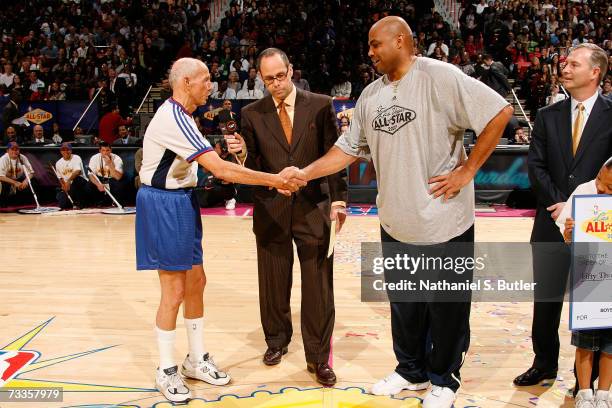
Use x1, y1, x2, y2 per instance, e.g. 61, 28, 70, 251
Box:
0, 212, 575, 407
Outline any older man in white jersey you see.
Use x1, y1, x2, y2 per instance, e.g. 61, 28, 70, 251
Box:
136, 57, 304, 403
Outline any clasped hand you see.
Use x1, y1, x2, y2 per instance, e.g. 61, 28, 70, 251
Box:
275, 167, 307, 196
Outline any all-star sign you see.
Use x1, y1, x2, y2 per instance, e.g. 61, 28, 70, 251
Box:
24, 108, 53, 125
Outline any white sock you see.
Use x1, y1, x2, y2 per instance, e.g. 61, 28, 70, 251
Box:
156, 327, 176, 371
595, 389, 609, 399
184, 317, 205, 363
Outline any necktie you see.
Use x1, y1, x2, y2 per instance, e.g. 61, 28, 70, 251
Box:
278, 100, 292, 145
572, 103, 585, 155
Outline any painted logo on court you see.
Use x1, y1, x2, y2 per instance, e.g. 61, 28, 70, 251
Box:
372, 105, 415, 135
0, 350, 39, 386
0, 318, 153, 393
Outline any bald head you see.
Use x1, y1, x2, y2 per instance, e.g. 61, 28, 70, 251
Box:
168, 57, 212, 110
368, 16, 415, 78
169, 58, 208, 90
370, 16, 413, 41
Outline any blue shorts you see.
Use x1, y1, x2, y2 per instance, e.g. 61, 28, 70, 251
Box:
136, 185, 203, 271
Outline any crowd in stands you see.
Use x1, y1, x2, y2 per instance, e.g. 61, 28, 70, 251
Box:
0, 0, 610, 146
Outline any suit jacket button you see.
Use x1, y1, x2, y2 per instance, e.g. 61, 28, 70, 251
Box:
569, 174, 575, 179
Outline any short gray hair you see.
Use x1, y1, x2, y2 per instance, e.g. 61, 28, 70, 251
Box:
168, 58, 206, 89
570, 43, 609, 83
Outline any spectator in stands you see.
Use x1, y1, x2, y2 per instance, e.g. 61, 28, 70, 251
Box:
86, 142, 126, 206
46, 81, 66, 101
229, 49, 249, 73
513, 128, 530, 145
227, 71, 242, 94
28, 71, 45, 94
211, 80, 236, 99
55, 142, 87, 209
28, 125, 46, 145
51, 123, 63, 144
427, 36, 450, 58
292, 69, 310, 92
98, 104, 132, 145
547, 83, 566, 105
339, 115, 350, 136
242, 67, 265, 93
237, 78, 264, 100
602, 79, 612, 98
478, 55, 512, 97
2, 126, 18, 146
0, 63, 15, 88
0, 142, 35, 207
112, 125, 139, 145
457, 51, 476, 76
351, 69, 373, 99
330, 71, 351, 98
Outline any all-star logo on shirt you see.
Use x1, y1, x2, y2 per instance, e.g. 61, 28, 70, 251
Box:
372, 105, 416, 135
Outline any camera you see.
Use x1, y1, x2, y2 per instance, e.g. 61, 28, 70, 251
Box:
219, 120, 238, 154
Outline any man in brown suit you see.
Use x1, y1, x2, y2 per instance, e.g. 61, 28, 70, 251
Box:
226, 48, 347, 386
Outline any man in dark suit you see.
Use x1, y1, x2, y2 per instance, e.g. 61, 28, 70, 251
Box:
226, 48, 347, 386
515, 43, 612, 388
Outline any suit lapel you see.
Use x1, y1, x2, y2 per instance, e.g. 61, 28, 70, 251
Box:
573, 95, 611, 168
291, 89, 311, 152
261, 95, 291, 153
557, 99, 573, 170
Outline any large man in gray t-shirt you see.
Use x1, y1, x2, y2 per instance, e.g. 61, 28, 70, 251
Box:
300, 16, 512, 408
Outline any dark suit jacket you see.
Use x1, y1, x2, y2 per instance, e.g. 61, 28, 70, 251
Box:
528, 95, 612, 242
241, 89, 348, 241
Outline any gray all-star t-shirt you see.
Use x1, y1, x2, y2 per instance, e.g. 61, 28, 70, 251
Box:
336, 57, 509, 243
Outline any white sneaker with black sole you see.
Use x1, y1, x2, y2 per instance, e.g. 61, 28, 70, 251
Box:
181, 353, 231, 386
156, 365, 192, 403
422, 385, 457, 408
371, 371, 430, 396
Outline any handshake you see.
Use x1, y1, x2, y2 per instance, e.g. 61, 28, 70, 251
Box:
224, 133, 308, 196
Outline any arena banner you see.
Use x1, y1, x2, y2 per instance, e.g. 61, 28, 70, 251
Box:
570, 195, 612, 330
0, 101, 99, 133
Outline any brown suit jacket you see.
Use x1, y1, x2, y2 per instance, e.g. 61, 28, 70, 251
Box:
241, 89, 348, 242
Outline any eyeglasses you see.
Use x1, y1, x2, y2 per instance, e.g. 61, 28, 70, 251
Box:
262, 68, 289, 86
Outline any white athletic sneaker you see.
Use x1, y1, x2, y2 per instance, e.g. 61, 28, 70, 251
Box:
595, 390, 611, 408
576, 389, 596, 408
422, 385, 457, 408
370, 371, 430, 396
225, 198, 236, 210
181, 353, 231, 386
156, 366, 192, 403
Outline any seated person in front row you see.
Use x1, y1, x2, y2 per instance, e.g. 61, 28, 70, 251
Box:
0, 142, 35, 207
55, 142, 88, 209
86, 142, 128, 206
112, 125, 140, 145
557, 157, 612, 408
